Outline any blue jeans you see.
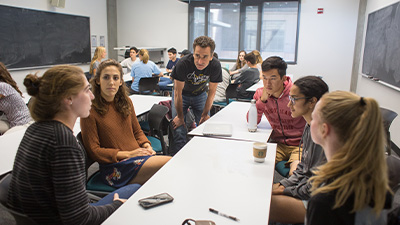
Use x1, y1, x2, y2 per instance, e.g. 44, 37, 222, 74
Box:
170, 91, 208, 154
159, 77, 173, 91
90, 183, 141, 206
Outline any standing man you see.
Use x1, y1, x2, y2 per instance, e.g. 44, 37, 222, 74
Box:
170, 36, 222, 154
250, 56, 306, 176
166, 48, 180, 73
120, 47, 139, 73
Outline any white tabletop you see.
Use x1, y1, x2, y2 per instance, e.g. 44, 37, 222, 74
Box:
103, 136, 277, 225
0, 128, 26, 175
246, 80, 263, 92
22, 92, 31, 105
129, 95, 171, 116
189, 101, 272, 143
123, 68, 167, 83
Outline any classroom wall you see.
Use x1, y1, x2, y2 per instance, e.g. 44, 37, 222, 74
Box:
118, 0, 359, 93
116, 0, 188, 63
356, 0, 400, 146
287, 0, 359, 92
0, 0, 108, 92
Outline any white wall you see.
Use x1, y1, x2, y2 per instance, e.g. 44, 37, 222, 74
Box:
357, 0, 400, 146
116, 0, 358, 93
287, 0, 359, 92
0, 0, 108, 92
116, 0, 188, 63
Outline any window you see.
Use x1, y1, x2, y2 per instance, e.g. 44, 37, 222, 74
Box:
188, 1, 300, 63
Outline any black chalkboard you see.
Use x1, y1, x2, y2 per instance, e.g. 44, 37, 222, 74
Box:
362, 2, 400, 89
0, 5, 91, 69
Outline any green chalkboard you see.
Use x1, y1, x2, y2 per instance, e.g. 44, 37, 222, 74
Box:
0, 5, 91, 69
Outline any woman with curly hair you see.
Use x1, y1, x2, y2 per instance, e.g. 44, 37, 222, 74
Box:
80, 59, 170, 187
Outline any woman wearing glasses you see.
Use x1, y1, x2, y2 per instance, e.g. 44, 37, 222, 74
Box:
269, 76, 329, 224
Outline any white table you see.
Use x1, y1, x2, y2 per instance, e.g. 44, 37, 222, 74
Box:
189, 101, 272, 143
123, 68, 167, 83
129, 95, 171, 116
0, 128, 26, 175
103, 136, 277, 225
22, 92, 31, 105
246, 80, 263, 92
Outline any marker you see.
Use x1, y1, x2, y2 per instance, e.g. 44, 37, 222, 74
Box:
209, 208, 240, 222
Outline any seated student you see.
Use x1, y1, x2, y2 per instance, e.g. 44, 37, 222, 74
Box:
158, 47, 179, 93
306, 91, 392, 225
129, 49, 163, 94
229, 50, 247, 79
0, 62, 31, 134
120, 46, 139, 73
252, 50, 263, 78
232, 52, 260, 99
212, 52, 230, 103
166, 47, 179, 73
269, 76, 329, 224
89, 46, 107, 80
8, 65, 140, 224
249, 56, 306, 176
80, 59, 170, 187
178, 49, 191, 58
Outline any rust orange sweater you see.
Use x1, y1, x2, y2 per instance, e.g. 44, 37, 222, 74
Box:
80, 100, 150, 164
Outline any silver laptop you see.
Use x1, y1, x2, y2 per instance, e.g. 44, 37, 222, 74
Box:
202, 123, 233, 137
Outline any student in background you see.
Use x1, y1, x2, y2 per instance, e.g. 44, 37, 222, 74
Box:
269, 76, 328, 224
232, 52, 260, 99
166, 47, 179, 73
249, 56, 306, 176
89, 46, 107, 80
129, 49, 162, 94
8, 65, 140, 224
178, 49, 191, 58
306, 91, 391, 224
213, 52, 230, 103
81, 59, 170, 187
229, 50, 246, 79
120, 46, 139, 73
170, 36, 222, 154
252, 50, 263, 78
0, 62, 31, 134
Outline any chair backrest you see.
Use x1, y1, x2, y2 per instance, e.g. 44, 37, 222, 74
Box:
76, 132, 96, 177
225, 83, 239, 104
139, 77, 160, 94
147, 104, 170, 154
380, 107, 398, 155
0, 173, 38, 225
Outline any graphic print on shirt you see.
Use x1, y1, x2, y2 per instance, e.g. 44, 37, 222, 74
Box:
186, 71, 209, 85
106, 167, 121, 186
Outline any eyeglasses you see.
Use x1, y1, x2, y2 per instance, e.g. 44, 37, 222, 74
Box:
288, 95, 311, 105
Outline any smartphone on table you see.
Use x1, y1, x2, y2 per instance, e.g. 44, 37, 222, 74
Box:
138, 193, 174, 209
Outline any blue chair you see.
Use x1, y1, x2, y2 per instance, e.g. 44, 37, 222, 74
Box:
275, 160, 290, 177
76, 133, 116, 197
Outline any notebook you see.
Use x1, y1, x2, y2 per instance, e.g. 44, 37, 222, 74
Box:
202, 123, 233, 137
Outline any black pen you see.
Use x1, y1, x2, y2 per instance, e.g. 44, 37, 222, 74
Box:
209, 208, 240, 222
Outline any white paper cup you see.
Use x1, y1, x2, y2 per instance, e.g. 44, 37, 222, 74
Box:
253, 142, 267, 163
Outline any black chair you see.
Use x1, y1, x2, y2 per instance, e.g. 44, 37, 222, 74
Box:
0, 172, 38, 225
225, 83, 240, 105
76, 133, 116, 198
138, 77, 161, 95
380, 107, 398, 155
146, 104, 171, 155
